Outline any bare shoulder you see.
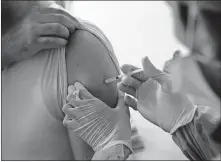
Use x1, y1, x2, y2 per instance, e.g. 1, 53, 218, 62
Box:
65, 24, 119, 108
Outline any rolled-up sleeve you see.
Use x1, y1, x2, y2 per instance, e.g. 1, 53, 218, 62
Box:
172, 106, 221, 160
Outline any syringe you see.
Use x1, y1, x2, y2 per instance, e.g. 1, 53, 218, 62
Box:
104, 69, 143, 84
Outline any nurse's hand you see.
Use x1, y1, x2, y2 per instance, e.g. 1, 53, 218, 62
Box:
2, 6, 79, 68
62, 82, 132, 152
118, 56, 196, 133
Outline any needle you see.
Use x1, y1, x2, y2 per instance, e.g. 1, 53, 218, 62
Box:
104, 69, 143, 84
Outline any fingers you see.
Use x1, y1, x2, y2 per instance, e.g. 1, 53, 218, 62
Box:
124, 95, 138, 110
62, 103, 97, 125
63, 115, 80, 130
62, 104, 76, 119
37, 37, 67, 48
163, 60, 172, 73
121, 76, 141, 90
117, 90, 125, 99
116, 90, 126, 107
118, 67, 142, 98
37, 14, 77, 33
66, 89, 80, 104
39, 6, 78, 22
68, 85, 76, 95
37, 23, 69, 39
74, 82, 94, 100
66, 82, 95, 103
66, 87, 94, 107
118, 83, 136, 98
68, 98, 95, 108
38, 7, 80, 31
163, 50, 182, 73
116, 90, 130, 116
121, 64, 148, 82
142, 56, 162, 77
121, 64, 140, 73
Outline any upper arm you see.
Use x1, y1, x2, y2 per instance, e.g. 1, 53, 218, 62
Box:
65, 25, 120, 160
66, 28, 119, 108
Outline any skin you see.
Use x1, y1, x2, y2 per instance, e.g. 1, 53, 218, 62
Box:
2, 27, 119, 161
2, 1, 119, 160
66, 30, 119, 108
1, 1, 77, 69
65, 29, 119, 160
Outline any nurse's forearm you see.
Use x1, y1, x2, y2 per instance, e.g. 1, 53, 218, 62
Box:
172, 106, 220, 160
92, 144, 133, 160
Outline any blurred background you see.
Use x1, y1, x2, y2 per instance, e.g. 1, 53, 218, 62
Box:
68, 1, 189, 160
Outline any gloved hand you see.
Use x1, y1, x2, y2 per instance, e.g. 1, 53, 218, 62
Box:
169, 54, 221, 111
118, 55, 196, 134
62, 82, 132, 152
2, 3, 79, 68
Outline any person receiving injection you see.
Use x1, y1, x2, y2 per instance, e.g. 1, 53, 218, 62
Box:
62, 1, 221, 160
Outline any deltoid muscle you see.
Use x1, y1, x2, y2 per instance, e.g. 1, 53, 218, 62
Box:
75, 20, 145, 159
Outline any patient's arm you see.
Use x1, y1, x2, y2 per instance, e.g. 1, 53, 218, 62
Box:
66, 29, 119, 108
65, 28, 120, 159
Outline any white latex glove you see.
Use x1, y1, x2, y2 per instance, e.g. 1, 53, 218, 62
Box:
118, 55, 196, 134
62, 82, 132, 152
169, 55, 221, 112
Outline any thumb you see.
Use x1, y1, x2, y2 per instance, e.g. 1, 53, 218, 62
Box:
74, 82, 94, 100
67, 85, 80, 101
68, 85, 76, 95
116, 90, 130, 116
142, 56, 162, 77
116, 90, 125, 107
142, 57, 171, 92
